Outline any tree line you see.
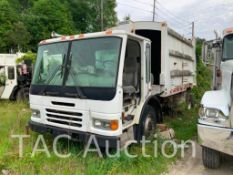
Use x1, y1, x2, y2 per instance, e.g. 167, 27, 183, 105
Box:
0, 0, 117, 53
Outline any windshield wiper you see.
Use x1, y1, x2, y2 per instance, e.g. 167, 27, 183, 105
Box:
64, 53, 87, 99
40, 65, 62, 95
40, 54, 66, 96
66, 70, 87, 99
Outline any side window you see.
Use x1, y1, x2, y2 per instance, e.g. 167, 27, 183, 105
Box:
123, 39, 141, 89
8, 66, 15, 80
146, 43, 151, 83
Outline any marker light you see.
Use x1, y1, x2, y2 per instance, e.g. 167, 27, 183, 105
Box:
32, 109, 41, 118
110, 120, 119, 131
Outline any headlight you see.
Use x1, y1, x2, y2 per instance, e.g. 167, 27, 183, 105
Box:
32, 109, 40, 118
93, 119, 119, 131
199, 106, 228, 124
205, 108, 225, 119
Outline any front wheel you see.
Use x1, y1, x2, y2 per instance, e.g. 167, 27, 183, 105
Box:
202, 146, 221, 169
136, 105, 157, 140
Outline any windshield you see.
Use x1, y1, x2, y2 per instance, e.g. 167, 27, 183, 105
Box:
32, 37, 122, 88
222, 34, 233, 61
32, 42, 69, 85
66, 38, 121, 87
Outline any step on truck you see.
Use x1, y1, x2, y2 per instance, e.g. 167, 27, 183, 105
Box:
0, 53, 32, 101
29, 21, 196, 147
198, 27, 233, 169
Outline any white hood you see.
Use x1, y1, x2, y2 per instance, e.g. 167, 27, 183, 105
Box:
201, 90, 230, 116
201, 60, 233, 116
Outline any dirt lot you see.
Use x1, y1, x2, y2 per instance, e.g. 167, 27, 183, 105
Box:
166, 143, 233, 175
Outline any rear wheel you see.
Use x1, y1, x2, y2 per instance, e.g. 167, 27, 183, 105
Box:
16, 87, 29, 101
137, 105, 157, 140
202, 146, 221, 169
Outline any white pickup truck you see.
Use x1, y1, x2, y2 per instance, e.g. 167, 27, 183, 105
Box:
29, 21, 196, 147
198, 27, 233, 168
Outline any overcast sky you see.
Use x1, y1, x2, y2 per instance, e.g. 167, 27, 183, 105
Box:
115, 0, 233, 40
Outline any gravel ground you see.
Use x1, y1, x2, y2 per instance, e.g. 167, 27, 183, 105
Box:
166, 142, 233, 175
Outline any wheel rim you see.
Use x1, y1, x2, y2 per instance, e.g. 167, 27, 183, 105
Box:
144, 114, 155, 138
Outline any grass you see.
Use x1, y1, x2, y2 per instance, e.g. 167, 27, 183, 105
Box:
164, 106, 198, 141
0, 61, 212, 175
0, 101, 176, 175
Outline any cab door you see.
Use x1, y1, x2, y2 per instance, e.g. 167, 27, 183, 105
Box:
0, 66, 6, 98
142, 41, 152, 100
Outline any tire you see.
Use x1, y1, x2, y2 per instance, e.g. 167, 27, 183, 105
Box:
16, 87, 29, 101
136, 105, 157, 140
202, 146, 221, 169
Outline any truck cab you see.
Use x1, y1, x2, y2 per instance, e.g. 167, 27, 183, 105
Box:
198, 28, 233, 169
29, 30, 156, 147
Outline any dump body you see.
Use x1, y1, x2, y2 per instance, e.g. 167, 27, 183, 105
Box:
114, 21, 196, 97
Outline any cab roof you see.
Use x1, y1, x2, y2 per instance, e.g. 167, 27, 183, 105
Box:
39, 30, 150, 45
223, 27, 233, 37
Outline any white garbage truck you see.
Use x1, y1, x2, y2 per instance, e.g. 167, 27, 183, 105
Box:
198, 27, 233, 168
29, 21, 196, 147
0, 53, 32, 100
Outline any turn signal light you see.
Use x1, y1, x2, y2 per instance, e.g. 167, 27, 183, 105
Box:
110, 120, 119, 131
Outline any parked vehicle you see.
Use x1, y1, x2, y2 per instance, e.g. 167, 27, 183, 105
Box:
0, 53, 32, 100
29, 21, 196, 147
202, 39, 222, 90
198, 27, 233, 169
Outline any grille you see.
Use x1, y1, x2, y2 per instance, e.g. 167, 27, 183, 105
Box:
46, 108, 83, 127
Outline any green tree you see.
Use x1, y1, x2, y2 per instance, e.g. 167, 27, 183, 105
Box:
16, 51, 36, 64
87, 0, 117, 32
0, 0, 18, 52
8, 0, 33, 13
102, 0, 117, 30
0, 0, 118, 52
68, 0, 117, 33
196, 37, 205, 61
5, 21, 31, 52
25, 0, 77, 51
68, 0, 91, 33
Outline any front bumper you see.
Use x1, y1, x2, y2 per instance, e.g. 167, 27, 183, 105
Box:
29, 120, 119, 148
198, 123, 233, 156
